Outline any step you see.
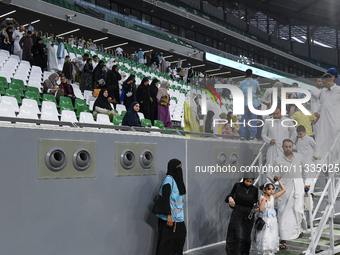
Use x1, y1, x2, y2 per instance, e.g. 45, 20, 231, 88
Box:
286, 237, 332, 251
313, 212, 340, 222
313, 192, 340, 200
304, 228, 340, 240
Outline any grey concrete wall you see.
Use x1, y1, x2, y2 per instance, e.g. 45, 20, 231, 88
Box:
0, 125, 261, 254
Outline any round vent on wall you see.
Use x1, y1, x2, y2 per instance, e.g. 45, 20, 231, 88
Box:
73, 148, 92, 171
120, 149, 136, 170
139, 150, 154, 169
45, 147, 67, 172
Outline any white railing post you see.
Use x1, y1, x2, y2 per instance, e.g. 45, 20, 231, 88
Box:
308, 192, 315, 255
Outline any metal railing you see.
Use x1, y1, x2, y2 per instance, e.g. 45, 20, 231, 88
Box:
0, 116, 241, 139
305, 131, 340, 255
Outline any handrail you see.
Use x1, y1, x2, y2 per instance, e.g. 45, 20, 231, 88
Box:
306, 129, 340, 255
0, 116, 243, 139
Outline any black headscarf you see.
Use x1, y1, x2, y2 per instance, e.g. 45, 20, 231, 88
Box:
227, 111, 233, 124
121, 101, 143, 127
166, 159, 186, 195
205, 110, 215, 133
93, 89, 112, 110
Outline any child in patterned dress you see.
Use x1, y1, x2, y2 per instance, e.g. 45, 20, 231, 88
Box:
254, 175, 286, 255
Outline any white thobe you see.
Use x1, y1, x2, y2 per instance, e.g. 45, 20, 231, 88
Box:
57, 43, 65, 65
310, 87, 322, 137
46, 43, 58, 71
296, 135, 320, 192
12, 30, 24, 59
275, 153, 310, 240
261, 117, 297, 176
316, 85, 340, 160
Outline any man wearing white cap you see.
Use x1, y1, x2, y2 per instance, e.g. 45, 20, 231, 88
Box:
12, 25, 24, 59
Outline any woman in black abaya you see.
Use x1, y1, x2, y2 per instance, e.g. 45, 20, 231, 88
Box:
156, 159, 186, 255
225, 175, 258, 255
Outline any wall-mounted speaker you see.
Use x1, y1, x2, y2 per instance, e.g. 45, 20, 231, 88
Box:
115, 142, 157, 176
39, 139, 96, 179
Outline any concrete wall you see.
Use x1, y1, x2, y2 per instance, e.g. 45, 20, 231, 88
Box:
0, 125, 262, 254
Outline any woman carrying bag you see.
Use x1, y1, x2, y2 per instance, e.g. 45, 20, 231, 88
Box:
155, 159, 186, 255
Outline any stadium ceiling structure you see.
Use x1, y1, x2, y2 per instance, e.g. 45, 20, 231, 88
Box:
209, 0, 340, 49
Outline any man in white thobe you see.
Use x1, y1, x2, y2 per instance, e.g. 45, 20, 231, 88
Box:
315, 73, 340, 160
275, 139, 310, 248
12, 25, 24, 60
46, 41, 58, 71
262, 107, 297, 182
310, 77, 323, 137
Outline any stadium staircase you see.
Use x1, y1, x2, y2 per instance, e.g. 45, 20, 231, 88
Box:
250, 133, 340, 255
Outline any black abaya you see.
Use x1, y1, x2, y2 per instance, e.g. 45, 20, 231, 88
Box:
225, 182, 258, 255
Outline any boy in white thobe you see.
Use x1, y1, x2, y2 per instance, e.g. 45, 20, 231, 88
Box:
296, 125, 320, 193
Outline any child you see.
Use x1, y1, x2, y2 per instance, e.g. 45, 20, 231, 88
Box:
254, 175, 286, 255
296, 125, 320, 193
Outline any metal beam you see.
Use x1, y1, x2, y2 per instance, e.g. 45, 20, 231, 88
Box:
295, 0, 321, 13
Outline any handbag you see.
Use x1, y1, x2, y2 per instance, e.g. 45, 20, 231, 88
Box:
179, 70, 185, 77
255, 216, 266, 231
161, 95, 168, 106
152, 176, 174, 215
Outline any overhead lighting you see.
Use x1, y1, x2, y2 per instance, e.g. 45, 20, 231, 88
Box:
259, 83, 271, 86
23, 19, 40, 27
291, 36, 304, 43
169, 59, 187, 64
56, 28, 80, 37
163, 55, 173, 59
231, 75, 246, 79
143, 49, 153, 53
93, 37, 108, 43
0, 10, 16, 18
209, 71, 231, 76
105, 42, 128, 49
191, 64, 205, 68
313, 40, 333, 48
205, 68, 220, 73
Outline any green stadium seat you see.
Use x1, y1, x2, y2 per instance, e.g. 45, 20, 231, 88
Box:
121, 110, 126, 118
0, 86, 5, 95
0, 77, 8, 88
74, 98, 87, 110
112, 115, 123, 125
42, 94, 57, 104
59, 104, 74, 114
141, 119, 152, 127
153, 120, 164, 129
24, 91, 41, 106
76, 105, 90, 118
7, 84, 24, 97
26, 86, 42, 99
11, 79, 25, 90
59, 96, 73, 107
5, 89, 22, 104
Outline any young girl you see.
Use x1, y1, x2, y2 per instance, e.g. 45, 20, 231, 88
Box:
254, 175, 286, 255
